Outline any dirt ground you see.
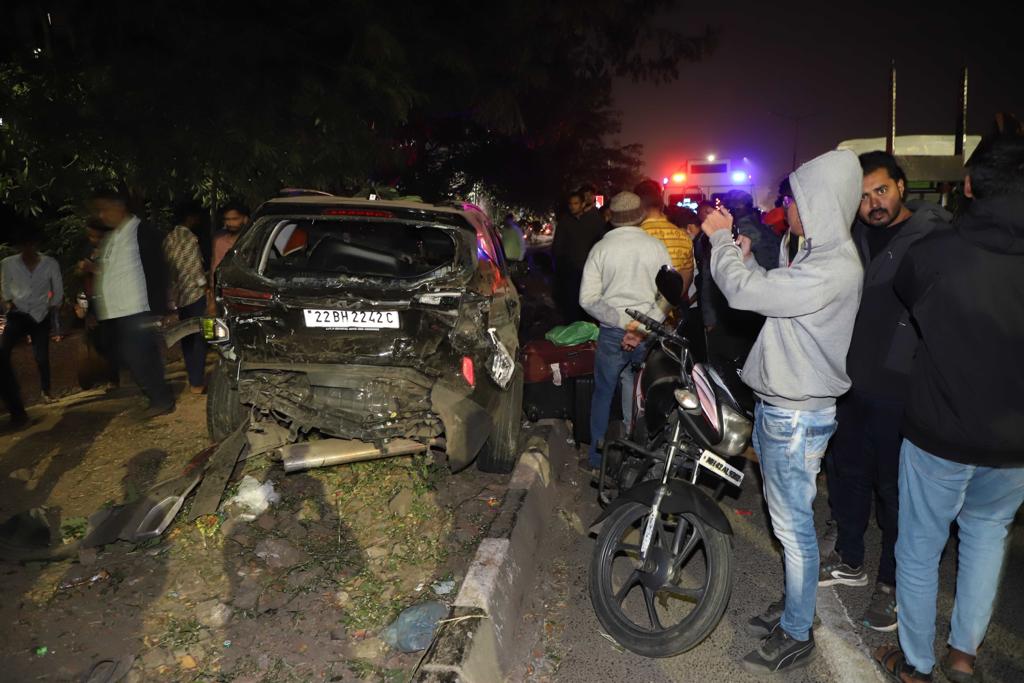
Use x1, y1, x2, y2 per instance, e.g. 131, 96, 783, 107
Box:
0, 357, 511, 682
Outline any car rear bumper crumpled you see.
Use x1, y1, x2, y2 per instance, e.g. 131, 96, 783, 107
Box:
237, 364, 442, 442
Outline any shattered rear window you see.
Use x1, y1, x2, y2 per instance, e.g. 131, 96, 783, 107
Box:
260, 219, 458, 281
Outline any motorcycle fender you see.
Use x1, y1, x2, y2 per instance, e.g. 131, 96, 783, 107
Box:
591, 479, 733, 535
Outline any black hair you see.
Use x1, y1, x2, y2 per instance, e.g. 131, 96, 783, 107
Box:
966, 134, 1024, 199
859, 151, 907, 186
724, 189, 754, 217
85, 216, 109, 232
775, 177, 792, 207
568, 191, 584, 202
173, 200, 206, 225
578, 183, 597, 195
220, 200, 250, 217
666, 206, 699, 228
632, 178, 664, 210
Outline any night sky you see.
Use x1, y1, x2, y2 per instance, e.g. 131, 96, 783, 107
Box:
613, 2, 1024, 203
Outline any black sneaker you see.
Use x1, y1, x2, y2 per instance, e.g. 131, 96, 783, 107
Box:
862, 582, 898, 632
819, 551, 869, 587
746, 596, 821, 638
741, 626, 816, 675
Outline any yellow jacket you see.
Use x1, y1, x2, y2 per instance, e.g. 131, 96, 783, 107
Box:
641, 216, 693, 272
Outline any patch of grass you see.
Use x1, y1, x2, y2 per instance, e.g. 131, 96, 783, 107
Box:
160, 616, 204, 649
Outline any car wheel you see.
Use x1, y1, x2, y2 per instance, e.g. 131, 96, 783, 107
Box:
476, 364, 524, 474
207, 360, 247, 442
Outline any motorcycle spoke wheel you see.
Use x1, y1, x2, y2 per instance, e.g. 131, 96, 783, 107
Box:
642, 585, 665, 631
614, 569, 641, 604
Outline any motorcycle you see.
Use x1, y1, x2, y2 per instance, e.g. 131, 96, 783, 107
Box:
588, 268, 755, 658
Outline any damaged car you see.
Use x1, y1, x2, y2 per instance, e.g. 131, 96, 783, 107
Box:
201, 196, 523, 473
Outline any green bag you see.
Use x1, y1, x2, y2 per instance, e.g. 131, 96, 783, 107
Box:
544, 321, 599, 346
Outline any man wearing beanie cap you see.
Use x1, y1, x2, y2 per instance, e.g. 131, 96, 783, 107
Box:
579, 191, 672, 469
702, 150, 864, 675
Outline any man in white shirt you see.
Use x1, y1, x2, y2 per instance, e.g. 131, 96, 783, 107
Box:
1, 229, 63, 428
579, 191, 672, 469
92, 189, 174, 418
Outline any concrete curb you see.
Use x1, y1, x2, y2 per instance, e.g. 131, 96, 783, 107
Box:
414, 425, 556, 682
816, 585, 887, 682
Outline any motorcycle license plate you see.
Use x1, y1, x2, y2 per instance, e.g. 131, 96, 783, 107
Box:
303, 309, 400, 329
697, 450, 744, 487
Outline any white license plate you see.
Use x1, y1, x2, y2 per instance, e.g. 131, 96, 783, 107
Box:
302, 309, 400, 329
697, 450, 745, 487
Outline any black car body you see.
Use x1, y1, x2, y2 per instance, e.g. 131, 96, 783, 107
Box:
205, 197, 522, 473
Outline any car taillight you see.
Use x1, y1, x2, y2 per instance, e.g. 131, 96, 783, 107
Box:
461, 356, 475, 388
222, 287, 272, 312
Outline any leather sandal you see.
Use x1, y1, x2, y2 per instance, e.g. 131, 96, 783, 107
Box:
941, 659, 984, 683
874, 645, 933, 682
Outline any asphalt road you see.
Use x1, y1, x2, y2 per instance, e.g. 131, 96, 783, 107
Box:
510, 424, 1024, 683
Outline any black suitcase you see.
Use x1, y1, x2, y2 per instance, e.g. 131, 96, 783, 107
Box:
522, 375, 618, 445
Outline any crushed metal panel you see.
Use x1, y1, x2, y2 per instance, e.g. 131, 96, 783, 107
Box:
188, 424, 249, 521
82, 472, 203, 547
431, 382, 493, 472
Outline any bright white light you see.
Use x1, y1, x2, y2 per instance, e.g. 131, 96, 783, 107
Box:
731, 171, 748, 183
706, 154, 716, 162
662, 177, 669, 185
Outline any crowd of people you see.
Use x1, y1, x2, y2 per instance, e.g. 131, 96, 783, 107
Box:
1, 190, 252, 428
1, 131, 1022, 681
552, 134, 1024, 681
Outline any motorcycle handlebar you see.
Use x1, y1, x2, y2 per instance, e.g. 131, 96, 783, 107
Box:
625, 308, 687, 346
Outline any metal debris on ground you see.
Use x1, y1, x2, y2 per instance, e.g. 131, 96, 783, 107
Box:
58, 569, 111, 591
431, 580, 456, 595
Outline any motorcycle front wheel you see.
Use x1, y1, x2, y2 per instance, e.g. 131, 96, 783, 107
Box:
589, 501, 733, 657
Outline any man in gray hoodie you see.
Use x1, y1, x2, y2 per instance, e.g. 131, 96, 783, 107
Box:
702, 149, 863, 675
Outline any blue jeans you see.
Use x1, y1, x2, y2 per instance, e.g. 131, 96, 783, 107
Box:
754, 402, 837, 640
588, 326, 646, 467
896, 439, 1024, 674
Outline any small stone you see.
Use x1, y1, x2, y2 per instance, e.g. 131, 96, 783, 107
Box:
330, 627, 347, 641
392, 543, 406, 557
257, 590, 290, 613
365, 545, 388, 560
197, 599, 233, 628
9, 468, 32, 481
334, 590, 351, 608
179, 654, 197, 670
388, 488, 415, 517
255, 514, 276, 531
253, 538, 310, 569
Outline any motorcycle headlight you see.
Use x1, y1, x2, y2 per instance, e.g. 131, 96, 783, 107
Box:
674, 388, 699, 410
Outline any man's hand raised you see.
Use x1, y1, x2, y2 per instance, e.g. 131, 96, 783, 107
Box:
701, 206, 733, 237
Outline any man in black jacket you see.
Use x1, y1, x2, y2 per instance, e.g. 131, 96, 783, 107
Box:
821, 152, 950, 633
552, 188, 605, 323
91, 188, 174, 418
873, 135, 1024, 682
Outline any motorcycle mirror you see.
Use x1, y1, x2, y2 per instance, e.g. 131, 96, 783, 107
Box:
655, 266, 686, 307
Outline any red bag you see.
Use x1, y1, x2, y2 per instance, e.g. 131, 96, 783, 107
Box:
521, 339, 596, 384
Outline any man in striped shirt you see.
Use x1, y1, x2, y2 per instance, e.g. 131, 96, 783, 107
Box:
164, 202, 209, 393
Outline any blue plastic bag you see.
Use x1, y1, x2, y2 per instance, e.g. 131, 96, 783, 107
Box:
380, 601, 450, 652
